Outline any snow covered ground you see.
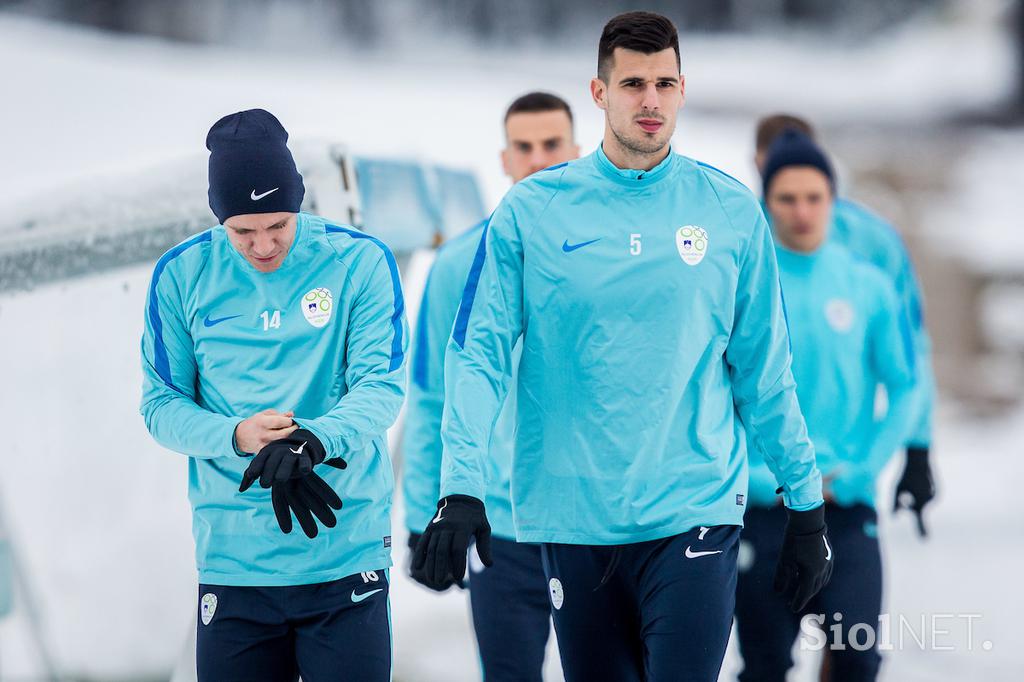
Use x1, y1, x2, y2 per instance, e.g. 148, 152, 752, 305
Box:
1, 9, 1022, 681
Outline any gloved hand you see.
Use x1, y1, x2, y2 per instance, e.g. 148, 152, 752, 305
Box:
407, 531, 466, 592
239, 428, 347, 492
411, 495, 493, 590
893, 446, 935, 537
272, 472, 343, 539
774, 504, 834, 612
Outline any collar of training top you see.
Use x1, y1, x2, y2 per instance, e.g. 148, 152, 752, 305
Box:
774, 241, 831, 273
594, 142, 677, 187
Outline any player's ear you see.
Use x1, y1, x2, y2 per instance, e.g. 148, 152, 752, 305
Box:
590, 78, 608, 110
500, 147, 512, 178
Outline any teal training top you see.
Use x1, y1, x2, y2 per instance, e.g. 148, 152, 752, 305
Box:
439, 146, 823, 545
140, 212, 408, 586
748, 241, 916, 508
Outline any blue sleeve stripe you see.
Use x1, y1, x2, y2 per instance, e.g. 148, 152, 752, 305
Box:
147, 231, 212, 392
451, 223, 489, 350
412, 270, 432, 389
326, 225, 406, 372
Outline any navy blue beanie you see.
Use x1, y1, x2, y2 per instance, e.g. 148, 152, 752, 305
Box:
761, 128, 834, 197
206, 109, 304, 224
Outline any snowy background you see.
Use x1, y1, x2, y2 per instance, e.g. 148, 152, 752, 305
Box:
1, 2, 1023, 680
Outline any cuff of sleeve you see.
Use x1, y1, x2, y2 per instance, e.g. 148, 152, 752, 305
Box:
781, 468, 824, 511
440, 477, 487, 503
231, 421, 248, 457
787, 498, 825, 512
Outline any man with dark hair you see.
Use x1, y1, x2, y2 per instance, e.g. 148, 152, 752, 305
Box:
403, 91, 578, 681
414, 12, 832, 682
754, 114, 938, 537
503, 91, 574, 124
141, 109, 407, 681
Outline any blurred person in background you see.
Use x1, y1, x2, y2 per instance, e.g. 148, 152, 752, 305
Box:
402, 90, 579, 682
140, 109, 407, 682
413, 12, 832, 682
756, 115, 937, 536
735, 130, 917, 682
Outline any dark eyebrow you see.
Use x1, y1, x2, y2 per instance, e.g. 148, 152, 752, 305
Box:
619, 76, 679, 85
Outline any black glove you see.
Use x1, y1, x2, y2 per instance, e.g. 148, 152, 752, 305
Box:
893, 446, 935, 537
239, 429, 347, 492
411, 495, 493, 590
774, 505, 834, 612
406, 530, 467, 592
271, 472, 343, 538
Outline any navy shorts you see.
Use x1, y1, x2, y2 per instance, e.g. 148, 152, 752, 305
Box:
540, 525, 740, 682
196, 570, 391, 682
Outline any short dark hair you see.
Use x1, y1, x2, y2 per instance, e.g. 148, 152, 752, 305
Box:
503, 91, 574, 127
598, 11, 680, 81
755, 114, 815, 154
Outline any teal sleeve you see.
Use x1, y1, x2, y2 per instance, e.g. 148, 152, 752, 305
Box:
402, 258, 464, 532
872, 210, 934, 448
296, 251, 408, 459
139, 259, 240, 460
439, 204, 524, 502
898, 255, 935, 448
727, 212, 823, 511
833, 282, 917, 505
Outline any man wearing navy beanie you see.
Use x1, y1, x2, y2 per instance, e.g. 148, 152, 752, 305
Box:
735, 126, 915, 681
141, 108, 407, 681
755, 116, 939, 547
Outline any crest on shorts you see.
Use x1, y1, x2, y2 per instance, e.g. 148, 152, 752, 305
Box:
301, 287, 333, 328
676, 226, 708, 266
200, 593, 217, 626
549, 578, 565, 610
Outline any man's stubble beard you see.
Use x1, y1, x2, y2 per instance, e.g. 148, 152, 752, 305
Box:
608, 115, 672, 157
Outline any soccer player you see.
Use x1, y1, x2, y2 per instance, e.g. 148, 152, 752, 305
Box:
755, 114, 937, 535
735, 129, 917, 682
140, 109, 407, 682
414, 12, 832, 681
403, 91, 579, 681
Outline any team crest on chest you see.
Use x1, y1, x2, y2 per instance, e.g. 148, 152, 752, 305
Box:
676, 226, 708, 266
824, 298, 855, 333
301, 287, 333, 328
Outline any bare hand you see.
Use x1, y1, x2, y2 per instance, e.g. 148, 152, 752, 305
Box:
234, 409, 296, 454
